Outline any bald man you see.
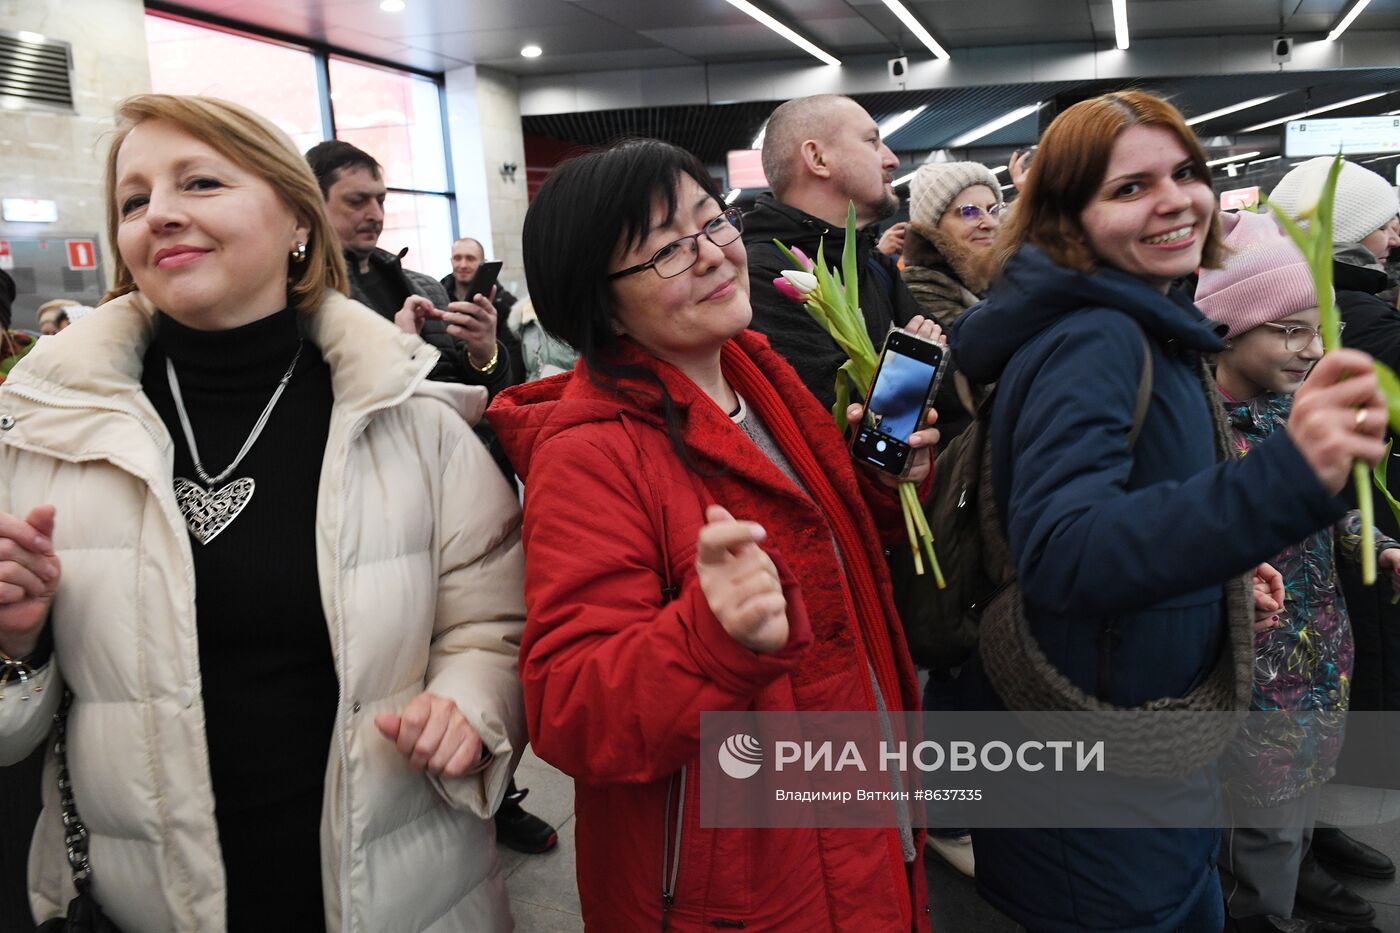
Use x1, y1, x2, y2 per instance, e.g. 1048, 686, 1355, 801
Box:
743, 94, 968, 444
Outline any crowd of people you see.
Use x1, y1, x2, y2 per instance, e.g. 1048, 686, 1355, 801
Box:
1, 84, 1399, 933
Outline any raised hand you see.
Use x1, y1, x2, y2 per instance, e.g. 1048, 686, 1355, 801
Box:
845, 315, 944, 486
1288, 349, 1387, 494
695, 505, 789, 654
442, 286, 499, 369
393, 295, 436, 336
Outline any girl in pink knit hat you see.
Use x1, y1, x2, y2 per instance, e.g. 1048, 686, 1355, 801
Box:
1199, 209, 1400, 933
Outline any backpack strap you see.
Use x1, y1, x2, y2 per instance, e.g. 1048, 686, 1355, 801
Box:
1125, 327, 1154, 450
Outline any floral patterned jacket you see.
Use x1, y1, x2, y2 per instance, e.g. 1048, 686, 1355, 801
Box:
1222, 389, 1400, 806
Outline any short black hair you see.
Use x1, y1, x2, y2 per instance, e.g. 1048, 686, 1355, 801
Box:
304, 140, 382, 198
523, 137, 722, 361
523, 137, 725, 473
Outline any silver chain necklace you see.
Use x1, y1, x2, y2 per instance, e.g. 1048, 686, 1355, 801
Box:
166, 341, 304, 545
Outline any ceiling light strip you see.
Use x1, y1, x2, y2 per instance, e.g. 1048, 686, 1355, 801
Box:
879, 106, 927, 140
1239, 91, 1389, 132
1112, 0, 1130, 50
1184, 94, 1288, 127
1206, 150, 1262, 168
947, 102, 1042, 149
878, 0, 952, 59
721, 0, 841, 66
1327, 0, 1373, 41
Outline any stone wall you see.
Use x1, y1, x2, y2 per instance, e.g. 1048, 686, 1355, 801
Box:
1, 0, 151, 324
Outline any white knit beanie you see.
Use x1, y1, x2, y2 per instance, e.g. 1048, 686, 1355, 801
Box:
1268, 157, 1399, 245
909, 162, 1004, 229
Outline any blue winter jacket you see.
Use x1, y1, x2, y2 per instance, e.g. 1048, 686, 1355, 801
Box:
949, 244, 1344, 932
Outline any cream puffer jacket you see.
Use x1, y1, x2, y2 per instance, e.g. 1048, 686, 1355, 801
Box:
0, 290, 527, 932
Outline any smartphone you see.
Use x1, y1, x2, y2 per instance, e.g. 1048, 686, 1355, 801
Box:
465, 260, 503, 300
851, 329, 946, 477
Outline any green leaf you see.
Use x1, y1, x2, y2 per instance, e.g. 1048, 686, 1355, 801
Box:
843, 202, 860, 315
832, 364, 853, 433
1375, 440, 1400, 532
1375, 360, 1400, 432
773, 239, 807, 271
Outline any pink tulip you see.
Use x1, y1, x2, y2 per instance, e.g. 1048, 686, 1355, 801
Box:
790, 246, 814, 270
773, 275, 804, 302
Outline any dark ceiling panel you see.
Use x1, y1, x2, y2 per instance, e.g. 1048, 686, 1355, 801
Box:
522, 68, 1400, 171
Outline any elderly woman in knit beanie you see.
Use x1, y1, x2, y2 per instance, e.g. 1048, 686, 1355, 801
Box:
901, 161, 1004, 330
1199, 210, 1400, 933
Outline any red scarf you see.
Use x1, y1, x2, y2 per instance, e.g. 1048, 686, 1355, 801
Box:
721, 342, 909, 711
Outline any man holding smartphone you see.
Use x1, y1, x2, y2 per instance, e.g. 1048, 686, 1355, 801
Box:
305, 141, 513, 394
440, 237, 525, 386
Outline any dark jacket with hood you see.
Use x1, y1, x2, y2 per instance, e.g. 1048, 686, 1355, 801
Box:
1331, 252, 1400, 727
951, 244, 1343, 933
345, 247, 514, 393
743, 194, 970, 447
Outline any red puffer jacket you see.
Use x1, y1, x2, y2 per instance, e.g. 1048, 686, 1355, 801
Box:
489, 330, 928, 932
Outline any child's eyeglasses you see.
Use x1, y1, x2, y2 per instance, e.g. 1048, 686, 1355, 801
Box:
1259, 321, 1342, 351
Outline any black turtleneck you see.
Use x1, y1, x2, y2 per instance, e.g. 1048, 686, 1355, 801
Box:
140, 307, 335, 932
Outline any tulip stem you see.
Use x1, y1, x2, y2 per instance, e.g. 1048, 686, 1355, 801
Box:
1358, 461, 1377, 585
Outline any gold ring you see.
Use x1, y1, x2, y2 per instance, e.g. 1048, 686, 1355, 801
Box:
1356, 408, 1370, 429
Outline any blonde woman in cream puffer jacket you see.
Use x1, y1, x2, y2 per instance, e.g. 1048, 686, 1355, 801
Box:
0, 290, 527, 932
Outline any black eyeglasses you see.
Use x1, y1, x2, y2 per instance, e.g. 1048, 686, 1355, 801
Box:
1260, 320, 1341, 351
609, 208, 744, 280
953, 203, 1005, 224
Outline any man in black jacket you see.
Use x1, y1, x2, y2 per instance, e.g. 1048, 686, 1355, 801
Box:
743, 94, 968, 445
439, 236, 525, 385
305, 141, 514, 395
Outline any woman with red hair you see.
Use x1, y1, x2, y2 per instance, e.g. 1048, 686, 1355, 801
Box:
952, 90, 1389, 932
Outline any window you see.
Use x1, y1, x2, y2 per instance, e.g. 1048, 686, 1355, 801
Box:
328, 57, 448, 194
143, 14, 455, 278
383, 192, 454, 282
144, 17, 323, 156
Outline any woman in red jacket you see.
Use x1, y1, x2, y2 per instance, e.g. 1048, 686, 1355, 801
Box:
488, 138, 936, 931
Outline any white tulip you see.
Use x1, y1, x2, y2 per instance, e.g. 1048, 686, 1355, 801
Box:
780, 269, 819, 296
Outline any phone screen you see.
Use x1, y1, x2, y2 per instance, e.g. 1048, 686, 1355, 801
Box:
851, 331, 945, 476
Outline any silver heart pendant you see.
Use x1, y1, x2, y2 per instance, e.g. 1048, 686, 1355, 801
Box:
173, 477, 255, 546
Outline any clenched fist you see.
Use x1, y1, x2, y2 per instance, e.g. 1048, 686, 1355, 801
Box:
0, 506, 59, 659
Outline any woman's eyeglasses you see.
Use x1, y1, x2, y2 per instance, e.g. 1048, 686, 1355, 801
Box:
953, 203, 1005, 224
609, 208, 745, 280
1259, 321, 1341, 351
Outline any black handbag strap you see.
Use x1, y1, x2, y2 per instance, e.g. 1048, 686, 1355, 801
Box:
53, 690, 93, 893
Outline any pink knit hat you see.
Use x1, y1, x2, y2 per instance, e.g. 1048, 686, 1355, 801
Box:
1195, 211, 1319, 339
